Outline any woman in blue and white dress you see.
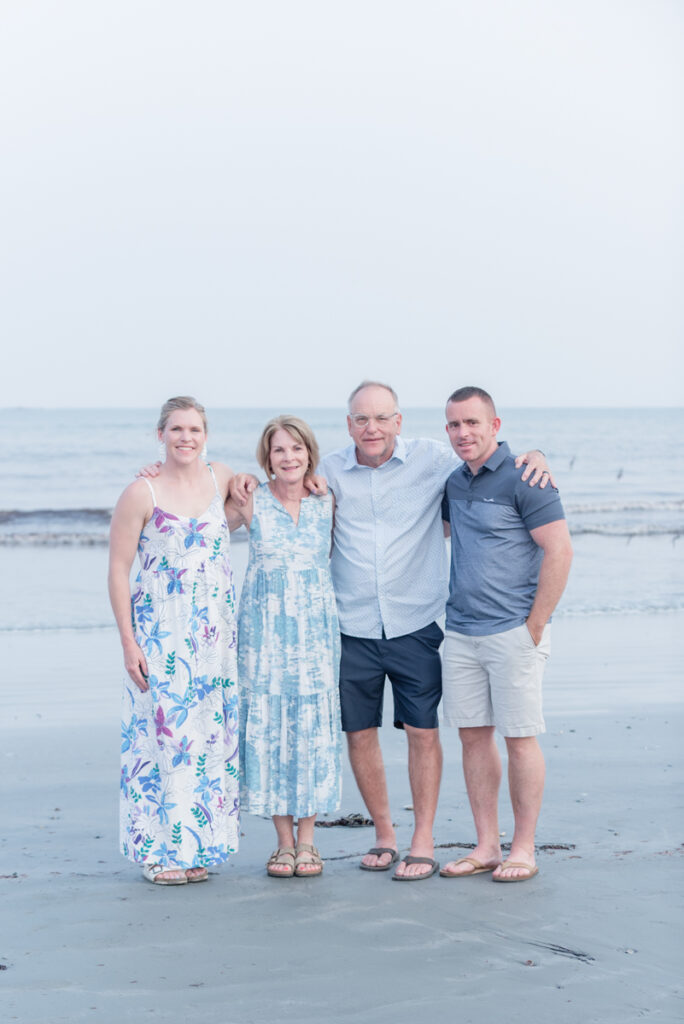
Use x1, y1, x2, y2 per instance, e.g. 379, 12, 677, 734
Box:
109, 396, 239, 886
226, 416, 341, 879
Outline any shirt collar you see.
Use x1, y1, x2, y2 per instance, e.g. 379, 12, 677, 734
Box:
343, 435, 407, 470
463, 440, 510, 478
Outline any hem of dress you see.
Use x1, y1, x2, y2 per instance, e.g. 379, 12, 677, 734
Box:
122, 849, 237, 868
240, 801, 341, 819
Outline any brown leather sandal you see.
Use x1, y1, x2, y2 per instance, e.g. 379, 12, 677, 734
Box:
294, 843, 323, 877
266, 847, 296, 878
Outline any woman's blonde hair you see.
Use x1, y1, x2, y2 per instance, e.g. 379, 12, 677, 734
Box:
157, 396, 208, 433
256, 415, 320, 479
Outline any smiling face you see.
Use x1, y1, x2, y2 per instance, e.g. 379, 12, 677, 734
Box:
445, 396, 501, 471
347, 385, 402, 468
268, 428, 310, 484
158, 408, 207, 464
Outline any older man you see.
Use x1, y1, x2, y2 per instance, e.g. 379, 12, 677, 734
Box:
320, 381, 551, 880
439, 386, 573, 882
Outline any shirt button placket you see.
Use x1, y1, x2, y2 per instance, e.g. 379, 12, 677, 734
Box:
370, 468, 385, 637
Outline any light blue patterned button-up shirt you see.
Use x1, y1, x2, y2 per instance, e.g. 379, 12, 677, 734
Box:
319, 437, 456, 639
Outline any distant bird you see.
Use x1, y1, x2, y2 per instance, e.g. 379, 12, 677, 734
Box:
569, 456, 576, 470
616, 467, 623, 480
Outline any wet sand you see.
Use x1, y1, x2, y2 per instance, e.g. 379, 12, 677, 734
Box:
1, 612, 682, 1023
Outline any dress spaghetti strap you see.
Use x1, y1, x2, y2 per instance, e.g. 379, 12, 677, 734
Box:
141, 477, 157, 506
207, 463, 221, 496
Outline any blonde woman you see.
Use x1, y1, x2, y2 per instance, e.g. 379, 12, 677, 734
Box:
109, 397, 239, 885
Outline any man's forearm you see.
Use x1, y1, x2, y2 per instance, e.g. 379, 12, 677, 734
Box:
526, 544, 573, 642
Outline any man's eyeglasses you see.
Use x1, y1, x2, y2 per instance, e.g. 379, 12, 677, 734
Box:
349, 413, 399, 428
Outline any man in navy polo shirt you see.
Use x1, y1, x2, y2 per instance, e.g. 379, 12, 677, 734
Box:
440, 386, 573, 883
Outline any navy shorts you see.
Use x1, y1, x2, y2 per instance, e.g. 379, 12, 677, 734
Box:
339, 622, 444, 731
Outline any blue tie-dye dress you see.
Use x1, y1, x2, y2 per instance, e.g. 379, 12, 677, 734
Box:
238, 484, 342, 818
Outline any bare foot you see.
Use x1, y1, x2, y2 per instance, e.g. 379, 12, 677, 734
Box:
440, 846, 501, 877
296, 861, 321, 875
361, 850, 396, 869
266, 848, 296, 877
394, 844, 436, 879
185, 866, 208, 882
361, 833, 398, 869
143, 864, 187, 885
269, 862, 293, 875
294, 844, 323, 877
440, 855, 500, 878
492, 857, 538, 881
492, 843, 536, 881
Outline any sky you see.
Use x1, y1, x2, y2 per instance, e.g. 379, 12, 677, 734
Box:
1, 1, 682, 409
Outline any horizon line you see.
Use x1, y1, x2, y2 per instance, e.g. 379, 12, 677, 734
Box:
1, 403, 683, 413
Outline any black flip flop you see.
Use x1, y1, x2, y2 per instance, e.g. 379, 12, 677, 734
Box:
392, 855, 440, 881
359, 847, 400, 872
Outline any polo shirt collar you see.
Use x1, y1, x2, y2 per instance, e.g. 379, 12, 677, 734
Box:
344, 435, 407, 470
463, 440, 510, 478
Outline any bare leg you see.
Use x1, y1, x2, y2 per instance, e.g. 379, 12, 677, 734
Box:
442, 726, 503, 876
270, 814, 296, 875
492, 735, 545, 880
394, 725, 443, 878
346, 728, 397, 868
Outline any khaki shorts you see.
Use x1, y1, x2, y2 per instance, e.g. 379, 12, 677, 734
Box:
442, 624, 551, 737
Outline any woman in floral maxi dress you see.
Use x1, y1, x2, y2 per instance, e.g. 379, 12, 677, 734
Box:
226, 415, 341, 879
109, 397, 240, 885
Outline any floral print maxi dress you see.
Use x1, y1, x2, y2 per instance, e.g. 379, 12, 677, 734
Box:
238, 485, 342, 818
120, 471, 239, 868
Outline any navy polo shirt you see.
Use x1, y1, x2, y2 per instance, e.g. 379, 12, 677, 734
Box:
441, 441, 565, 636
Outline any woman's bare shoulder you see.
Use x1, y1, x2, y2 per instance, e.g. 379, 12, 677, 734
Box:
208, 461, 235, 497
114, 478, 155, 516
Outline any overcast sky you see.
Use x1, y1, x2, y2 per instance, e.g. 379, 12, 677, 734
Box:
1, 1, 682, 408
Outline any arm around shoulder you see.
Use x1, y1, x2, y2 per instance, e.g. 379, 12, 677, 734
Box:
224, 490, 253, 532
228, 471, 260, 506
515, 450, 556, 489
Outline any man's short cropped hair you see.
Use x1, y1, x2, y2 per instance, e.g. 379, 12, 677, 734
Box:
446, 386, 497, 417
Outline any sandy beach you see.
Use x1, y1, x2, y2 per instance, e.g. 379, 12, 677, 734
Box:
1, 544, 682, 1023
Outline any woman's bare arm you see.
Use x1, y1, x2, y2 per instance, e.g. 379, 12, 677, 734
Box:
224, 490, 253, 532
108, 481, 153, 692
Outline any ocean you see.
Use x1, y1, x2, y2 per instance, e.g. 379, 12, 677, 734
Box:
1, 406, 682, 633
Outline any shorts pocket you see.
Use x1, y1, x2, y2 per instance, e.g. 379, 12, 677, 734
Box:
518, 624, 538, 649
417, 622, 445, 649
